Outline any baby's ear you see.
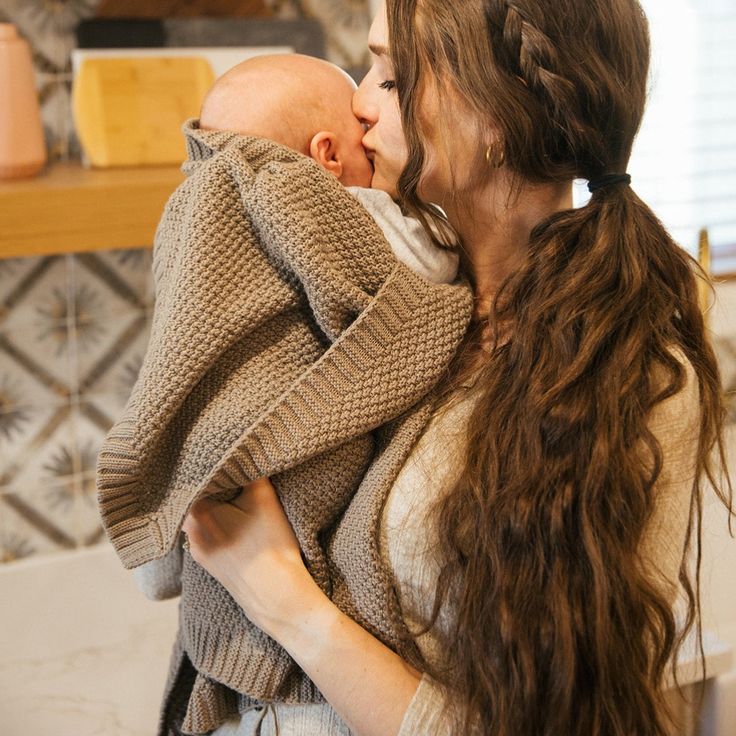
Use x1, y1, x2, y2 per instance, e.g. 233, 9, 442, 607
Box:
309, 131, 343, 180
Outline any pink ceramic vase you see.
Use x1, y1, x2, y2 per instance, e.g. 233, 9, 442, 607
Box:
0, 23, 46, 179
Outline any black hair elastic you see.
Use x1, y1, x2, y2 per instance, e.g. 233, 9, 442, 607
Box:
587, 173, 632, 193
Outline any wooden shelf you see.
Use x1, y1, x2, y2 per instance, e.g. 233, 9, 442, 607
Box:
0, 162, 185, 259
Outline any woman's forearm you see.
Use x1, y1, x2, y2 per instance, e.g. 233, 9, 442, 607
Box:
255, 578, 423, 736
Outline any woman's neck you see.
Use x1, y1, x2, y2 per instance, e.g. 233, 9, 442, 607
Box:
443, 178, 574, 322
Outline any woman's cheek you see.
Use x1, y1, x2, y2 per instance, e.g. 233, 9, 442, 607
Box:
416, 143, 461, 204
375, 108, 408, 196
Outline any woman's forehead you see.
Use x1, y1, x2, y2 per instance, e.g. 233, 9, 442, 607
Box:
368, 4, 390, 57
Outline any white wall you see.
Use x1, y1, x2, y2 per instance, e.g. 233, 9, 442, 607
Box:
702, 281, 736, 650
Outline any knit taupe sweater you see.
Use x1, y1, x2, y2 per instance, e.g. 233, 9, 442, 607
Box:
95, 120, 473, 733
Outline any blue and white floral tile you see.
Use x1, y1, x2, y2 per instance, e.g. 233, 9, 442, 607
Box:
72, 472, 106, 546
75, 308, 150, 400
0, 255, 70, 332
71, 249, 153, 319
0, 402, 83, 562
94, 248, 155, 307
0, 494, 39, 563
0, 345, 68, 412
1, 401, 78, 496
0, 400, 109, 557
0, 402, 71, 485
0, 489, 76, 562
0, 321, 77, 403
0, 247, 153, 564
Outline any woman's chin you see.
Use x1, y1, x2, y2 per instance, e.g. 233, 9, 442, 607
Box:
369, 173, 399, 200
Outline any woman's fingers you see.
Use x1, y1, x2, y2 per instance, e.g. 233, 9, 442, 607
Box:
229, 476, 277, 512
182, 496, 227, 547
176, 474, 310, 632
186, 477, 293, 548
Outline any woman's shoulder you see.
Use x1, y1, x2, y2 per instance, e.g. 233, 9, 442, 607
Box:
640, 345, 702, 600
647, 345, 701, 443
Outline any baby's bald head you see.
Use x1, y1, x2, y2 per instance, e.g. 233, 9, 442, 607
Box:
199, 54, 373, 187
203, 56, 344, 145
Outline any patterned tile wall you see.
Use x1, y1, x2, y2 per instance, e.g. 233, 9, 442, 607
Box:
0, 250, 153, 563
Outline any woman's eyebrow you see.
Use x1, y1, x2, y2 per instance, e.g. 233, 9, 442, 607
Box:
369, 43, 390, 57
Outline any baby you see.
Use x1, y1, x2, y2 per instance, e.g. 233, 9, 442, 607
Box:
200, 53, 374, 188
97, 50, 472, 717
127, 53, 459, 602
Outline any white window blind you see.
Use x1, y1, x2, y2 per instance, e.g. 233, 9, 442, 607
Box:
574, 0, 736, 275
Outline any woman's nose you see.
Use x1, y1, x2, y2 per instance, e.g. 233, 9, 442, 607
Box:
352, 76, 377, 129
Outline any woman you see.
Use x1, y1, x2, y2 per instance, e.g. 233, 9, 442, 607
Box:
180, 0, 733, 734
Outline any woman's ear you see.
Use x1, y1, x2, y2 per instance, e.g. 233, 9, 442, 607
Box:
309, 131, 344, 180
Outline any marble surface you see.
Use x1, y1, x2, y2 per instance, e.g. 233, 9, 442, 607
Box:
0, 543, 179, 736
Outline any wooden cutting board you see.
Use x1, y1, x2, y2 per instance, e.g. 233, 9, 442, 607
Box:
72, 56, 215, 167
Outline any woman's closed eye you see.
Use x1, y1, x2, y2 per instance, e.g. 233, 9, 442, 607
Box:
378, 79, 396, 91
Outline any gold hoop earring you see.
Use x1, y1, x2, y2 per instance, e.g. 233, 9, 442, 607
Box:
485, 142, 505, 168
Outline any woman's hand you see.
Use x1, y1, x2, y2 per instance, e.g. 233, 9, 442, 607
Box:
180, 476, 324, 639
181, 477, 423, 736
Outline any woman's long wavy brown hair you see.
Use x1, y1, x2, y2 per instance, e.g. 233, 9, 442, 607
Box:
385, 0, 734, 733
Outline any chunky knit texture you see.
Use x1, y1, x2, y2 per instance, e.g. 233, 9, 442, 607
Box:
160, 391, 446, 735
94, 119, 473, 734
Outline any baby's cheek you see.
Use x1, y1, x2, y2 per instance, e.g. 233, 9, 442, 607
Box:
356, 163, 374, 189
344, 151, 374, 189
